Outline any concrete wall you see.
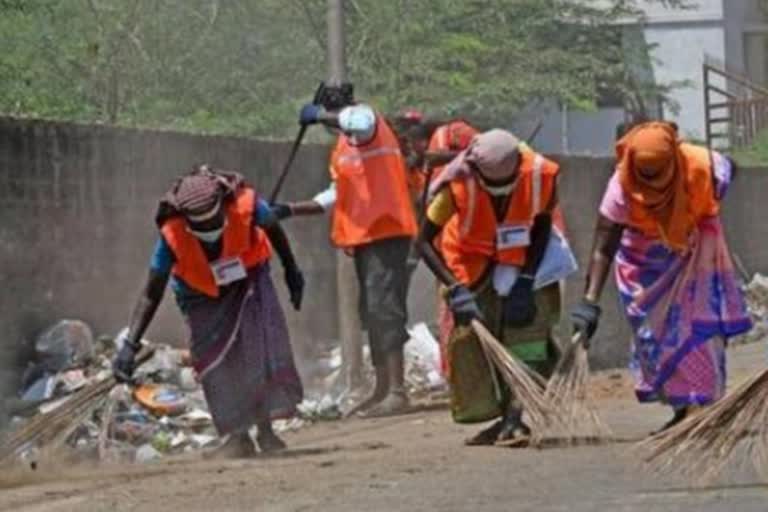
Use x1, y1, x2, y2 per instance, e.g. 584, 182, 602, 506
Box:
0, 117, 338, 396
0, 117, 765, 393
512, 107, 625, 157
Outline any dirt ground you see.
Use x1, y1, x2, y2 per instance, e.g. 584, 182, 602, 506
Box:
1, 343, 766, 512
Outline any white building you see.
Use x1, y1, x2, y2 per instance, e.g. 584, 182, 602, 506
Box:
525, 1, 768, 154
640, 0, 726, 141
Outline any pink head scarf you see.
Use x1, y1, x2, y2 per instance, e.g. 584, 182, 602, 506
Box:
428, 129, 521, 198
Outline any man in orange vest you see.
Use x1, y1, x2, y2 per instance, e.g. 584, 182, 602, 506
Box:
271, 85, 418, 417
394, 114, 480, 358
417, 129, 571, 446
113, 166, 306, 458
402, 115, 479, 183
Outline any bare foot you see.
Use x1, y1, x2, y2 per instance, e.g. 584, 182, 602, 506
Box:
256, 431, 287, 454
360, 390, 409, 418
203, 433, 256, 460
344, 390, 387, 418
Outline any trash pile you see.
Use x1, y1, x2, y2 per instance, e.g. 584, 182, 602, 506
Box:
2, 320, 447, 465
735, 274, 768, 345
298, 322, 447, 415
3, 321, 222, 465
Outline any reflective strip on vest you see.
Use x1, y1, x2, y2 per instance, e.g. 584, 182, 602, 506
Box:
436, 125, 448, 149
336, 147, 401, 165
460, 177, 478, 238
532, 154, 543, 215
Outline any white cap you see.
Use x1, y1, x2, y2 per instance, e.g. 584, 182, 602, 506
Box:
339, 104, 376, 143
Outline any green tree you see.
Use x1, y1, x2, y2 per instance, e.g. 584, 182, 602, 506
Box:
0, 0, 688, 137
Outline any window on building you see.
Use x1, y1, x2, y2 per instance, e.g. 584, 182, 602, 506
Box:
744, 31, 768, 88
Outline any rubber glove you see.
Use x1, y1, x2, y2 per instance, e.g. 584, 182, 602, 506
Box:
299, 104, 323, 126
502, 275, 537, 327
448, 284, 482, 326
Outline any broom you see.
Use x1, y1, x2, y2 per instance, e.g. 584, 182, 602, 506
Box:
540, 333, 610, 445
638, 367, 768, 483
470, 319, 556, 434
0, 345, 155, 464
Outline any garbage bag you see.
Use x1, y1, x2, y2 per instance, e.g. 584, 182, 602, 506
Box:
35, 320, 94, 372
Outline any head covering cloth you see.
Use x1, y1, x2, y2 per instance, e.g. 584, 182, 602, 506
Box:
428, 129, 521, 198
155, 165, 245, 228
615, 121, 718, 252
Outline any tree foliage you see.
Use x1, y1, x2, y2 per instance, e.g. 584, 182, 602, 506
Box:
0, 0, 687, 138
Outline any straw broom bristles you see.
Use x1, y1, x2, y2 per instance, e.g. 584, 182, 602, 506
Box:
637, 367, 768, 483
540, 334, 610, 445
0, 345, 155, 464
470, 319, 557, 433
0, 377, 116, 463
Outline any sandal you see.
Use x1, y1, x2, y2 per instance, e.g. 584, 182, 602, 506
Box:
464, 420, 504, 446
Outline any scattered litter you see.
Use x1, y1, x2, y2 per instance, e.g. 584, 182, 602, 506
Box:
169, 408, 213, 430
58, 369, 89, 394
134, 384, 187, 417
405, 323, 447, 393
19, 375, 56, 402
189, 434, 217, 448
135, 444, 162, 463
169, 431, 189, 449
113, 409, 157, 444
151, 431, 173, 453
3, 321, 450, 465
734, 274, 768, 345
176, 368, 198, 391
297, 395, 342, 421
35, 320, 94, 372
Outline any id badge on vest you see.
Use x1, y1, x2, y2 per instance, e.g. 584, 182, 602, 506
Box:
210, 257, 247, 287
496, 224, 530, 250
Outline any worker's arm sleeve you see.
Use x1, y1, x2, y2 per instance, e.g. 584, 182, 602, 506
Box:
425, 188, 456, 227
712, 151, 734, 201
149, 236, 174, 276
312, 181, 337, 211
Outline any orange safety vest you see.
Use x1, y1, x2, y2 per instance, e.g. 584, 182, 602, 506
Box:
160, 187, 272, 298
330, 114, 418, 248
440, 148, 562, 287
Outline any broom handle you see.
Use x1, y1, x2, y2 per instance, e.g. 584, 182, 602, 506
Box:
550, 332, 585, 378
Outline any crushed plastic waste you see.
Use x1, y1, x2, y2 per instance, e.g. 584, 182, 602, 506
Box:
734, 274, 768, 345
135, 443, 162, 463
19, 375, 56, 402
405, 323, 447, 393
133, 384, 188, 417
35, 320, 95, 372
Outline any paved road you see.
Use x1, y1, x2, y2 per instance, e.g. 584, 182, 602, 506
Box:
0, 343, 765, 512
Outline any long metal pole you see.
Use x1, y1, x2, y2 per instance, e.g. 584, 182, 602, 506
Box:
327, 0, 364, 390
327, 0, 346, 84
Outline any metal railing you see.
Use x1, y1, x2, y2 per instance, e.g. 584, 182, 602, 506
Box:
704, 61, 768, 149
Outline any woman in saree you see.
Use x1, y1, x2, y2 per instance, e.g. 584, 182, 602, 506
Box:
572, 122, 752, 432
113, 166, 305, 457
